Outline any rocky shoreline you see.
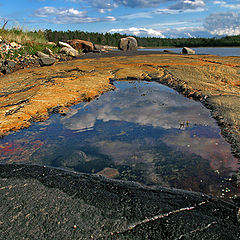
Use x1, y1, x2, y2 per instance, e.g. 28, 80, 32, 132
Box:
0, 50, 240, 238
0, 51, 239, 158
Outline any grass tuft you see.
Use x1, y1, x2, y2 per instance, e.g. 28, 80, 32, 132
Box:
0, 27, 48, 44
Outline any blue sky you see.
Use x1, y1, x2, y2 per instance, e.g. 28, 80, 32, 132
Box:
1, 0, 240, 38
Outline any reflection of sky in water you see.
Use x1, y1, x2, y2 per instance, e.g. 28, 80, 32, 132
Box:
63, 81, 215, 131
0, 81, 239, 199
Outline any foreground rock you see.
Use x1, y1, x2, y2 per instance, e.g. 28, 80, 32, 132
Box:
119, 36, 138, 51
60, 46, 79, 57
35, 51, 56, 66
0, 164, 239, 239
67, 39, 94, 52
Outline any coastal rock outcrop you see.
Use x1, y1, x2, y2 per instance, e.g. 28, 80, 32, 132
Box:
58, 41, 79, 57
118, 36, 138, 51
181, 47, 195, 54
67, 39, 94, 53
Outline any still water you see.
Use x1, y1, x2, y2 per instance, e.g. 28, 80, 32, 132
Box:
0, 80, 239, 199
139, 47, 240, 56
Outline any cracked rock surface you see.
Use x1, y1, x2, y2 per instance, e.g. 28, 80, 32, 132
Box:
0, 164, 239, 239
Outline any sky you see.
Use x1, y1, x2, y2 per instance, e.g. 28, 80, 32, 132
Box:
1, 0, 240, 38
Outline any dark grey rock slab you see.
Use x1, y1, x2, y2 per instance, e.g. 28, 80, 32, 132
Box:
38, 57, 56, 67
0, 164, 239, 239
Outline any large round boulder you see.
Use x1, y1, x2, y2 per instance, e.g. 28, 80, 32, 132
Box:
118, 36, 138, 51
67, 39, 94, 53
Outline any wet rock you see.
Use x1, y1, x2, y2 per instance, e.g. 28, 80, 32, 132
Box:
60, 151, 88, 168
0, 164, 239, 239
163, 50, 174, 53
119, 36, 138, 51
39, 57, 56, 67
67, 39, 94, 53
60, 47, 79, 57
97, 167, 120, 178
181, 47, 196, 54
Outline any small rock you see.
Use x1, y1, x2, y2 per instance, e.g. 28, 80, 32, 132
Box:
39, 57, 56, 67
35, 51, 50, 58
181, 47, 195, 54
97, 168, 120, 179
163, 50, 174, 53
60, 47, 79, 57
58, 41, 74, 49
230, 174, 240, 188
10, 42, 18, 48
4, 60, 16, 68
43, 47, 54, 57
1, 66, 11, 74
47, 42, 57, 46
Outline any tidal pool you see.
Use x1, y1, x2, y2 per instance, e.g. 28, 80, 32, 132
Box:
0, 80, 239, 199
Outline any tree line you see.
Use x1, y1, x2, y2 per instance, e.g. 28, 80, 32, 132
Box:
44, 29, 240, 47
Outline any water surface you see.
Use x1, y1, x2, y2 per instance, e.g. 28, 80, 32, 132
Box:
140, 47, 240, 56
0, 80, 239, 199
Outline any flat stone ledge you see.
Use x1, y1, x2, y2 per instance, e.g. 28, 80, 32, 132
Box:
0, 164, 239, 239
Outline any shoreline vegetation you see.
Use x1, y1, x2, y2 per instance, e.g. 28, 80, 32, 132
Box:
44, 29, 240, 48
1, 27, 240, 55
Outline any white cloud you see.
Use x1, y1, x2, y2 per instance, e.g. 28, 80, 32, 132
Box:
108, 25, 211, 38
109, 27, 165, 37
66, 0, 207, 11
114, 0, 167, 8
213, 1, 240, 9
152, 6, 205, 15
33, 6, 116, 24
34, 6, 86, 18
62, 83, 215, 132
162, 26, 208, 37
65, 0, 118, 12
169, 0, 205, 10
204, 12, 240, 35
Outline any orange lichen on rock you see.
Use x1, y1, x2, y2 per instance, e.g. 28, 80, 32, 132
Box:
0, 53, 240, 146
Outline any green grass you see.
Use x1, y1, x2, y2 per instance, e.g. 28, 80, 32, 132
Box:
0, 27, 48, 45
4, 43, 61, 60
0, 27, 84, 60
0, 27, 63, 60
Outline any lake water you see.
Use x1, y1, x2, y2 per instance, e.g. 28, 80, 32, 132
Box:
0, 80, 239, 199
139, 47, 240, 56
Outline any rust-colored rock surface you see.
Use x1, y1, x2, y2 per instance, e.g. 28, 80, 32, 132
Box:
0, 53, 239, 157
